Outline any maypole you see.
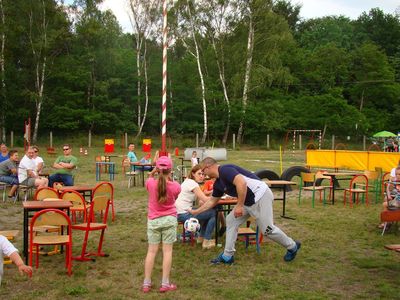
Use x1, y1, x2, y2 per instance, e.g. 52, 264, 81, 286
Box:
160, 0, 168, 156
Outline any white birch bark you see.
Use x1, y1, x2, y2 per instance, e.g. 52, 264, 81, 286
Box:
187, 1, 207, 144
30, 0, 48, 143
237, 7, 254, 144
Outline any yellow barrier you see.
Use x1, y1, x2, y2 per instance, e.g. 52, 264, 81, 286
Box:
306, 150, 400, 172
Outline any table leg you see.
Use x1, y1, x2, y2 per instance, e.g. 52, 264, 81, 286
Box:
96, 163, 100, 181
142, 166, 145, 187
23, 208, 28, 264
331, 176, 336, 205
280, 187, 295, 220
215, 208, 219, 245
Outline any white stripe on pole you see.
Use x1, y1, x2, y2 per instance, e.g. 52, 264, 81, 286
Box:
161, 0, 168, 154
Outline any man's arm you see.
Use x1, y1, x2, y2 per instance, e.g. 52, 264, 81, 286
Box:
232, 174, 247, 217
188, 196, 220, 215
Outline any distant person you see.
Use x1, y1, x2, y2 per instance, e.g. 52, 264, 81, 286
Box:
386, 166, 400, 209
48, 144, 77, 187
18, 147, 48, 189
0, 143, 9, 163
0, 149, 19, 198
142, 156, 181, 293
127, 143, 138, 169
0, 235, 32, 285
191, 151, 199, 167
386, 138, 395, 152
31, 145, 44, 175
189, 157, 301, 265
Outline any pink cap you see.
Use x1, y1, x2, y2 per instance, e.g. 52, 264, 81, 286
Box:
156, 156, 173, 170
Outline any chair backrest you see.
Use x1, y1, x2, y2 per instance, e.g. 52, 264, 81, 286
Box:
31, 209, 71, 227
34, 187, 60, 201
89, 195, 110, 224
61, 190, 86, 209
364, 170, 379, 180
351, 174, 368, 186
301, 172, 316, 184
93, 182, 114, 200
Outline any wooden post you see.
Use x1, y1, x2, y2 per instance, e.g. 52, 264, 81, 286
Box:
124, 132, 128, 149
196, 133, 199, 148
50, 131, 53, 148
88, 130, 92, 148
299, 134, 302, 150
332, 135, 335, 150
363, 135, 366, 151
10, 131, 13, 147
233, 134, 236, 150
267, 134, 270, 149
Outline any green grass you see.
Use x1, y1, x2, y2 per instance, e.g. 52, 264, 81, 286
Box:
0, 146, 399, 299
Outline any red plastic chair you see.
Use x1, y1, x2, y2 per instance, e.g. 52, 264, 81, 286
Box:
92, 182, 115, 221
343, 175, 369, 207
72, 195, 110, 261
29, 209, 72, 276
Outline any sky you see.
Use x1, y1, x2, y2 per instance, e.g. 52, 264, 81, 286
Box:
91, 0, 400, 33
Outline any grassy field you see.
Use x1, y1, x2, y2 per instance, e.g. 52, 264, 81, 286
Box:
0, 146, 399, 299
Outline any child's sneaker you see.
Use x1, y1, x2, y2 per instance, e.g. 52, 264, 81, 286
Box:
210, 252, 234, 265
142, 283, 152, 293
284, 241, 301, 262
159, 283, 177, 293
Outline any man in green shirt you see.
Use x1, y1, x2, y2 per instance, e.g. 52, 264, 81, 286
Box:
48, 144, 78, 187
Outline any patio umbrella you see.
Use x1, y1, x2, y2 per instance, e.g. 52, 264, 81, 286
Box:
372, 131, 397, 138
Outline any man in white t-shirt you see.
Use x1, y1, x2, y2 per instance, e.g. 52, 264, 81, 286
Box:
18, 147, 48, 188
0, 235, 32, 285
31, 145, 44, 176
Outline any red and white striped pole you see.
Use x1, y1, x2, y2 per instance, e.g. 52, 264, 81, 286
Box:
161, 0, 168, 156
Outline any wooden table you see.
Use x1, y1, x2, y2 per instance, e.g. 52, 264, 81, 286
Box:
132, 163, 154, 187
264, 180, 297, 219
58, 185, 94, 201
323, 172, 360, 204
23, 200, 72, 264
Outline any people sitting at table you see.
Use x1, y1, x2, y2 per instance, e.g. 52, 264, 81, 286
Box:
379, 164, 400, 229
0, 149, 19, 198
0, 143, 9, 163
175, 165, 216, 249
127, 143, 152, 171
31, 145, 44, 176
0, 235, 32, 285
48, 144, 77, 187
18, 147, 48, 189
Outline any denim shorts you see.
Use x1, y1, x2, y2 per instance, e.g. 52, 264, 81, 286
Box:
147, 216, 177, 244
0, 175, 18, 185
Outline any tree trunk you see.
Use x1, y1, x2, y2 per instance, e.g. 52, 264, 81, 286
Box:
137, 40, 149, 138
187, 2, 207, 144
237, 10, 254, 144
359, 88, 364, 112
0, 0, 5, 142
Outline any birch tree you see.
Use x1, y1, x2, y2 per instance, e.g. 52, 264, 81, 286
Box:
128, 0, 160, 138
201, 0, 240, 145
0, 0, 5, 142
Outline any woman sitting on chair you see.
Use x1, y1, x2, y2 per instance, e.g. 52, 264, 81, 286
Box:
175, 165, 216, 249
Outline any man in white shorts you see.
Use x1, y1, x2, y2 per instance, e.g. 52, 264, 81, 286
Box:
18, 147, 48, 189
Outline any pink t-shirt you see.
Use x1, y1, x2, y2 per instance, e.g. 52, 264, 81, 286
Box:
146, 178, 181, 220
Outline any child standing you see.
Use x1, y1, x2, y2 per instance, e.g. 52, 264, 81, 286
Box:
142, 156, 181, 293
191, 151, 199, 167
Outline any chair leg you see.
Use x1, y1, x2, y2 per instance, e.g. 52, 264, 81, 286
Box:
73, 230, 92, 261
311, 190, 315, 208
111, 201, 115, 222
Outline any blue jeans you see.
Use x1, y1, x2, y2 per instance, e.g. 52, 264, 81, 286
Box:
0, 175, 18, 185
178, 209, 216, 240
48, 173, 74, 187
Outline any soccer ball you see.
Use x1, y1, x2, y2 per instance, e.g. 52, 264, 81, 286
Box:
184, 218, 200, 233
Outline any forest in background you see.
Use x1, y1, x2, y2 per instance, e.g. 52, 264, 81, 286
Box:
0, 0, 399, 146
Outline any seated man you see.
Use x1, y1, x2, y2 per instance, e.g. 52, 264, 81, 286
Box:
18, 147, 48, 189
48, 144, 77, 187
0, 150, 19, 198
0, 143, 9, 163
127, 143, 138, 170
31, 145, 44, 175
